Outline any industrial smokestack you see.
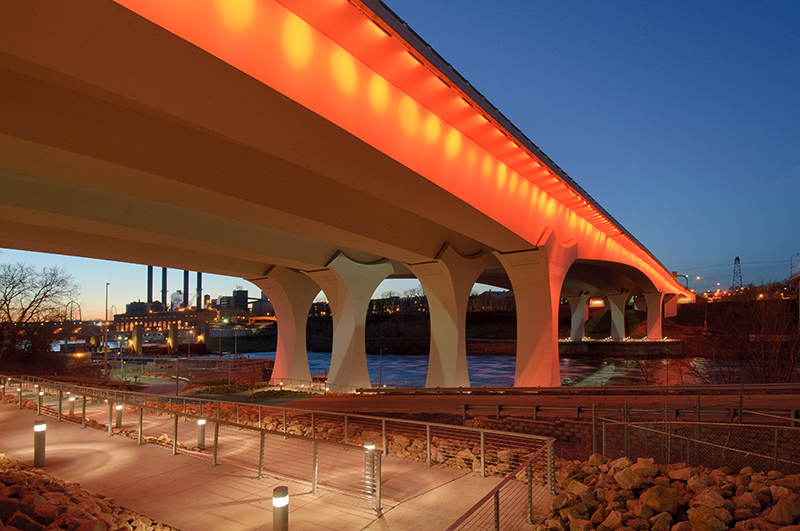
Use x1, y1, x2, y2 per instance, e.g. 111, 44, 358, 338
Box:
147, 266, 153, 304
196, 272, 203, 309
183, 270, 189, 308
161, 267, 167, 305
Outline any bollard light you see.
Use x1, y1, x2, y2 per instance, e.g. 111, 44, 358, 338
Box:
364, 439, 376, 450
17, 387, 22, 410
37, 391, 43, 414
115, 404, 123, 428
33, 419, 46, 467
272, 486, 289, 531
69, 396, 75, 416
197, 419, 206, 450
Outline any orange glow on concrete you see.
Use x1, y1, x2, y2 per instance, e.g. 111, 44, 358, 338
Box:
214, 0, 256, 33
368, 74, 389, 112
282, 12, 313, 69
331, 48, 357, 94
113, 0, 687, 297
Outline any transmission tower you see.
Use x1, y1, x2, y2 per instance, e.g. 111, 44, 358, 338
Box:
732, 256, 743, 291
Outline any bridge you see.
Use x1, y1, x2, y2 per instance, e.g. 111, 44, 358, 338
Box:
0, 0, 691, 391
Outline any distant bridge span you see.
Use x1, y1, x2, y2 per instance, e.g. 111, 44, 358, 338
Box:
0, 0, 691, 390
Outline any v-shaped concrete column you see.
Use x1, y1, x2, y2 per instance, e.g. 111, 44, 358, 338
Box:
495, 229, 576, 387
567, 292, 591, 341
644, 291, 665, 340
606, 293, 628, 340
406, 244, 492, 388
248, 267, 320, 384
307, 253, 393, 391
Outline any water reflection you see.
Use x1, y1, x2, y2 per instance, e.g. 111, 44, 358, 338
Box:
247, 351, 719, 387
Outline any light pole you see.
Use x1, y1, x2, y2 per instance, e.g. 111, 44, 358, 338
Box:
379, 348, 386, 387
104, 283, 110, 379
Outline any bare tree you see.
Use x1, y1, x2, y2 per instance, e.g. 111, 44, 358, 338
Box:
0, 263, 80, 366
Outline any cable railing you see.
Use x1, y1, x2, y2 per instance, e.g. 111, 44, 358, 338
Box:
446, 440, 556, 531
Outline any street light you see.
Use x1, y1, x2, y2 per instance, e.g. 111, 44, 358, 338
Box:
104, 283, 110, 379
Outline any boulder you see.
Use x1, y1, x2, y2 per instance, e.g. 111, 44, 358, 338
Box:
599, 510, 623, 530
687, 507, 727, 531
776, 475, 800, 494
569, 518, 593, 531
691, 491, 727, 509
632, 460, 660, 479
767, 494, 800, 525
640, 486, 681, 514
609, 457, 633, 471
668, 468, 696, 482
615, 468, 644, 491
649, 512, 673, 531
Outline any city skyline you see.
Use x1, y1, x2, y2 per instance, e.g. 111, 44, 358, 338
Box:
3, 0, 798, 318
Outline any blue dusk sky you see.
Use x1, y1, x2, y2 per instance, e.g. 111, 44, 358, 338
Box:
3, 0, 799, 318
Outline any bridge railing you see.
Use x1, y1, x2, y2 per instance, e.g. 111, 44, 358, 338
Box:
1, 374, 555, 493
446, 439, 556, 531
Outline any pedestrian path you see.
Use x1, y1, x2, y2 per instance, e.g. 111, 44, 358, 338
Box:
0, 402, 504, 530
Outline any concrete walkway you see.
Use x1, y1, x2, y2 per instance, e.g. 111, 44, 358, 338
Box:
0, 402, 505, 531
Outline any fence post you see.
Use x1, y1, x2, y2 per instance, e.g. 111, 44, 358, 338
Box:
138, 407, 143, 446
602, 422, 606, 457
283, 409, 287, 436
623, 402, 630, 457
81, 393, 86, 429
258, 406, 262, 429
527, 461, 533, 524
694, 396, 700, 464
739, 389, 744, 424
592, 404, 597, 455
375, 452, 382, 512
493, 491, 500, 531
236, 404, 240, 425
480, 430, 486, 478
58, 390, 63, 422
344, 414, 349, 445
311, 440, 318, 495
426, 424, 431, 467
774, 426, 779, 471
172, 414, 178, 455
259, 432, 265, 479
311, 411, 315, 439
382, 419, 387, 457
212, 422, 219, 466
547, 443, 556, 495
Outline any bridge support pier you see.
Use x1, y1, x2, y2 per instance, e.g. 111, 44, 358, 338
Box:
248, 267, 318, 384
309, 253, 393, 391
606, 293, 628, 340
644, 291, 665, 340
495, 229, 576, 387
406, 244, 491, 388
131, 325, 143, 355
567, 292, 590, 342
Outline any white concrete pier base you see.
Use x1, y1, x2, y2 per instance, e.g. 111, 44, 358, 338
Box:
606, 293, 628, 340
406, 244, 492, 388
644, 291, 665, 341
248, 267, 319, 384
567, 293, 590, 342
308, 253, 393, 391
495, 229, 576, 388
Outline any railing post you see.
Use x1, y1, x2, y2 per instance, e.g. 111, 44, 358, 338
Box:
81, 393, 86, 429
344, 414, 349, 445
58, 390, 63, 422
602, 421, 606, 456
623, 402, 630, 457
311, 440, 318, 495
694, 396, 700, 463
739, 389, 744, 424
667, 421, 671, 464
592, 404, 597, 455
259, 431, 265, 479
547, 443, 556, 495
258, 406, 262, 429
480, 430, 486, 478
138, 407, 143, 446
375, 451, 382, 512
527, 461, 533, 524
493, 490, 500, 531
172, 414, 178, 456
236, 403, 240, 425
426, 424, 431, 467
382, 419, 387, 457
774, 426, 779, 471
283, 409, 287, 436
311, 411, 315, 439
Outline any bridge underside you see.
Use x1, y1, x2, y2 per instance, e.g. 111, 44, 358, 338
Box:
0, 0, 689, 390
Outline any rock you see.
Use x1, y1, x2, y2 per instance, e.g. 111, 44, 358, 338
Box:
569, 518, 593, 531
32, 504, 58, 525
691, 491, 727, 509
670, 521, 692, 531
733, 517, 779, 530
589, 454, 607, 466
609, 457, 633, 471
567, 480, 590, 497
687, 476, 710, 493
767, 494, 800, 525
649, 512, 672, 531
631, 460, 659, 479
772, 486, 793, 501
547, 517, 569, 531
7, 510, 45, 531
600, 510, 623, 530
626, 518, 650, 530
552, 495, 570, 512
776, 475, 800, 493
640, 486, 681, 514
668, 468, 696, 482
687, 507, 727, 531
615, 468, 644, 491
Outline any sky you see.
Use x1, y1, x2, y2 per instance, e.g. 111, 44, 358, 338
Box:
3, 0, 799, 319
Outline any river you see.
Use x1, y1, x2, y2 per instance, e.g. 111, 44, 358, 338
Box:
242, 351, 714, 387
